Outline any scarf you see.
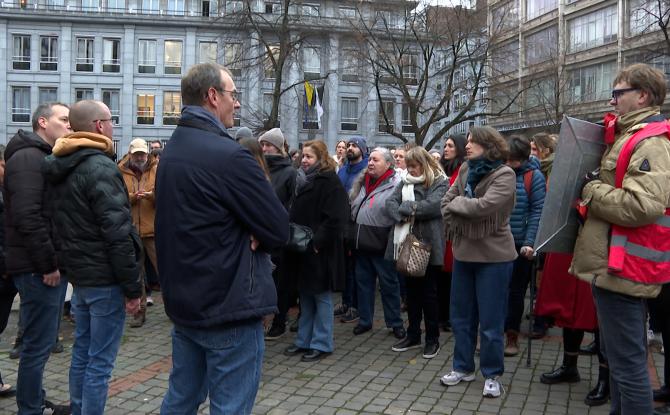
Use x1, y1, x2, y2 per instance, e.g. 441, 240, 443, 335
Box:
297, 162, 320, 193
393, 174, 425, 259
365, 168, 394, 195
465, 158, 503, 198
539, 153, 554, 178
603, 112, 617, 145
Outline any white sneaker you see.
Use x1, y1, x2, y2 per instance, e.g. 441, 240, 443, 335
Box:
483, 377, 503, 398
147, 296, 154, 306
440, 370, 476, 386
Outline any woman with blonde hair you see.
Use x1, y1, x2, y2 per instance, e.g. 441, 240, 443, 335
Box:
386, 146, 448, 359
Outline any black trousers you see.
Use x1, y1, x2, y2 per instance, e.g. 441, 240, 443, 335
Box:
437, 269, 451, 326
648, 283, 670, 384
0, 276, 18, 385
405, 265, 440, 344
563, 327, 606, 364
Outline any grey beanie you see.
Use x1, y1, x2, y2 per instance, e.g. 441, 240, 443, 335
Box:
258, 128, 286, 154
235, 126, 253, 141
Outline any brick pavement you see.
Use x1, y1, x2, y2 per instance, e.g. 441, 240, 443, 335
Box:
0, 293, 663, 414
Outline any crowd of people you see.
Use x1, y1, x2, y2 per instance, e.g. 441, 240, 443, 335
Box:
0, 61, 668, 415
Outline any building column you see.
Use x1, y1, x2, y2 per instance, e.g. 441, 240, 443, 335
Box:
325, 34, 339, 151
0, 20, 7, 142
283, 43, 299, 150
60, 23, 72, 103
121, 25, 135, 148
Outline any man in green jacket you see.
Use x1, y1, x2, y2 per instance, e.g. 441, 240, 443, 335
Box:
571, 63, 670, 415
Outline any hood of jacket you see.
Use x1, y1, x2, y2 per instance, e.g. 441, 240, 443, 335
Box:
265, 154, 293, 173
43, 132, 116, 185
53, 131, 115, 158
5, 129, 53, 162
514, 156, 541, 176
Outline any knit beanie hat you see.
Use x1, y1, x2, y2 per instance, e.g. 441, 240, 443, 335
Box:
258, 128, 286, 155
347, 136, 368, 156
235, 126, 253, 141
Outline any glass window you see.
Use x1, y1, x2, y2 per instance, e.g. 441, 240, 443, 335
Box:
526, 0, 557, 20
225, 0, 243, 14
76, 38, 94, 72
263, 93, 280, 125
224, 43, 242, 77
568, 61, 617, 102
629, 0, 669, 36
340, 98, 358, 131
137, 94, 155, 124
167, 0, 184, 15
400, 53, 418, 84
103, 39, 121, 73
525, 26, 558, 65
492, 40, 519, 74
75, 88, 94, 102
491, 0, 519, 32
525, 77, 554, 108
490, 85, 520, 113
39, 87, 58, 104
164, 40, 183, 75
142, 0, 158, 14
264, 1, 281, 14
568, 6, 618, 52
12, 35, 30, 70
82, 0, 99, 10
303, 47, 320, 79
163, 91, 181, 125
341, 50, 359, 82
303, 90, 319, 130
12, 86, 31, 123
402, 102, 415, 133
378, 99, 394, 133
102, 89, 120, 125
339, 6, 356, 18
199, 41, 217, 64
40, 36, 58, 71
108, 0, 124, 11
264, 45, 280, 79
138, 40, 156, 74
301, 3, 319, 16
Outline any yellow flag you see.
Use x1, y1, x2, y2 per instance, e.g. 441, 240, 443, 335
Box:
304, 81, 314, 107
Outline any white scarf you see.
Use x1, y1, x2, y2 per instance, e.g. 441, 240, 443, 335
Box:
393, 174, 425, 259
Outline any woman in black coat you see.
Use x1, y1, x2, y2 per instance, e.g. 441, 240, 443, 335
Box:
283, 140, 349, 363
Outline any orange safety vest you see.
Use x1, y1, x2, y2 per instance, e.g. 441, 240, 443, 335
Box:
608, 121, 670, 284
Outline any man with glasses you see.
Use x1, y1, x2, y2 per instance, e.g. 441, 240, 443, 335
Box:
155, 63, 288, 414
42, 100, 142, 415
570, 63, 670, 414
4, 102, 71, 415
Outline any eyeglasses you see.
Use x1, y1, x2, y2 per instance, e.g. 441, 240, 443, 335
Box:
211, 87, 239, 102
611, 88, 639, 102
93, 118, 112, 124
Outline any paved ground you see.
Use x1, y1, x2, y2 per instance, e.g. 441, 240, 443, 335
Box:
0, 292, 664, 414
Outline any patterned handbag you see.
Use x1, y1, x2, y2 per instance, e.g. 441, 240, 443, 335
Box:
395, 214, 432, 277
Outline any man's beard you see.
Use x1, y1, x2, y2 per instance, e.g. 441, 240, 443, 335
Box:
346, 150, 359, 161
129, 160, 147, 171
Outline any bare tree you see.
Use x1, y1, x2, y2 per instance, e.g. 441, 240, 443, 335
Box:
628, 0, 670, 55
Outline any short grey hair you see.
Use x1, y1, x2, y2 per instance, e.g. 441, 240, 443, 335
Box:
371, 146, 393, 165
32, 102, 69, 132
181, 63, 233, 106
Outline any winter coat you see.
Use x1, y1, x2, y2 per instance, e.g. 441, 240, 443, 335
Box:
337, 156, 368, 193
155, 106, 289, 329
42, 132, 142, 299
3, 130, 59, 275
510, 158, 546, 247
118, 154, 158, 238
441, 163, 518, 263
385, 175, 448, 266
284, 169, 349, 294
570, 107, 670, 298
349, 170, 400, 254
265, 154, 297, 210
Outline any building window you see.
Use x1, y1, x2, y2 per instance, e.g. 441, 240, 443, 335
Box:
75, 88, 94, 102
167, 0, 184, 15
339, 6, 356, 18
264, 45, 280, 79
629, 0, 668, 36
40, 36, 58, 71
526, 0, 557, 20
164, 40, 183, 75
568, 6, 618, 52
341, 50, 359, 82
163, 91, 181, 125
142, 0, 159, 13
12, 35, 30, 70
225, 0, 243, 14
263, 93, 280, 126
340, 98, 358, 131
82, 0, 99, 10
492, 40, 519, 74
491, 0, 519, 32
108, 0, 125, 11
264, 1, 281, 14
199, 41, 217, 64
76, 38, 94, 72
102, 89, 120, 125
303, 94, 319, 130
301, 3, 319, 16
525, 26, 558, 65
378, 99, 395, 133
138, 40, 156, 74
402, 102, 415, 133
12, 86, 31, 123
137, 94, 155, 124
400, 53, 418, 84
375, 10, 401, 29
39, 87, 58, 104
569, 61, 617, 102
525, 77, 554, 109
103, 39, 121, 73
303, 47, 320, 80
224, 43, 242, 77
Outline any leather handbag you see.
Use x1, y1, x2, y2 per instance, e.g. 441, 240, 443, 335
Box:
396, 215, 432, 277
286, 223, 314, 252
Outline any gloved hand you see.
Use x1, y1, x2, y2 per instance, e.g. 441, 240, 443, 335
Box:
582, 168, 600, 190
398, 201, 416, 217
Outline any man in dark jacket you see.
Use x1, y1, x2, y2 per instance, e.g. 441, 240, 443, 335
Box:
42, 100, 141, 415
4, 102, 71, 415
259, 127, 297, 340
155, 63, 289, 415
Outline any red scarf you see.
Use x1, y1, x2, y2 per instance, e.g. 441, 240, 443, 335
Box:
449, 163, 461, 186
365, 169, 394, 195
604, 112, 617, 145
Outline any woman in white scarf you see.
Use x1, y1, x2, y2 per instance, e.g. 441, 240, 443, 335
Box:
385, 147, 448, 359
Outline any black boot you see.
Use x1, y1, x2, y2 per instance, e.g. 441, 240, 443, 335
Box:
584, 366, 609, 406
540, 353, 580, 384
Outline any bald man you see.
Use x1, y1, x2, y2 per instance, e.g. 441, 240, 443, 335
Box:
43, 100, 142, 415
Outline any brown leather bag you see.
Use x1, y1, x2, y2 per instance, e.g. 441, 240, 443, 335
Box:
395, 215, 432, 277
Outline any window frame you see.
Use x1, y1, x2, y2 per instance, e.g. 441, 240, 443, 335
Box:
340, 97, 359, 132
12, 86, 31, 123
75, 37, 95, 72
12, 34, 31, 70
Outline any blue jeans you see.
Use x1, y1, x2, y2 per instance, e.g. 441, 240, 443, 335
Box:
69, 285, 126, 415
355, 252, 403, 329
295, 291, 334, 352
161, 320, 264, 415
451, 260, 513, 378
593, 285, 652, 415
12, 273, 65, 415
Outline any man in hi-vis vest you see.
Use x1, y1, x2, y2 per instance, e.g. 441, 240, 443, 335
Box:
570, 64, 670, 414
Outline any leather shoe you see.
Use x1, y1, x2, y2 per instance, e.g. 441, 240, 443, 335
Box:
584, 379, 609, 406
655, 386, 670, 402
353, 325, 372, 335
283, 345, 308, 356
392, 326, 406, 340
301, 349, 331, 362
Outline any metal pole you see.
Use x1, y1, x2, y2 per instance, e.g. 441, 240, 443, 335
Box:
526, 256, 538, 368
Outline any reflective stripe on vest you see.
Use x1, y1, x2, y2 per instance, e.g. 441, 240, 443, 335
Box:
608, 121, 670, 284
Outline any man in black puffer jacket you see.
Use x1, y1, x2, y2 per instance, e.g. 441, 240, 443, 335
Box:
42, 100, 141, 415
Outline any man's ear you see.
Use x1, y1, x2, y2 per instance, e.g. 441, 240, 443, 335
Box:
37, 116, 48, 130
638, 89, 651, 107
